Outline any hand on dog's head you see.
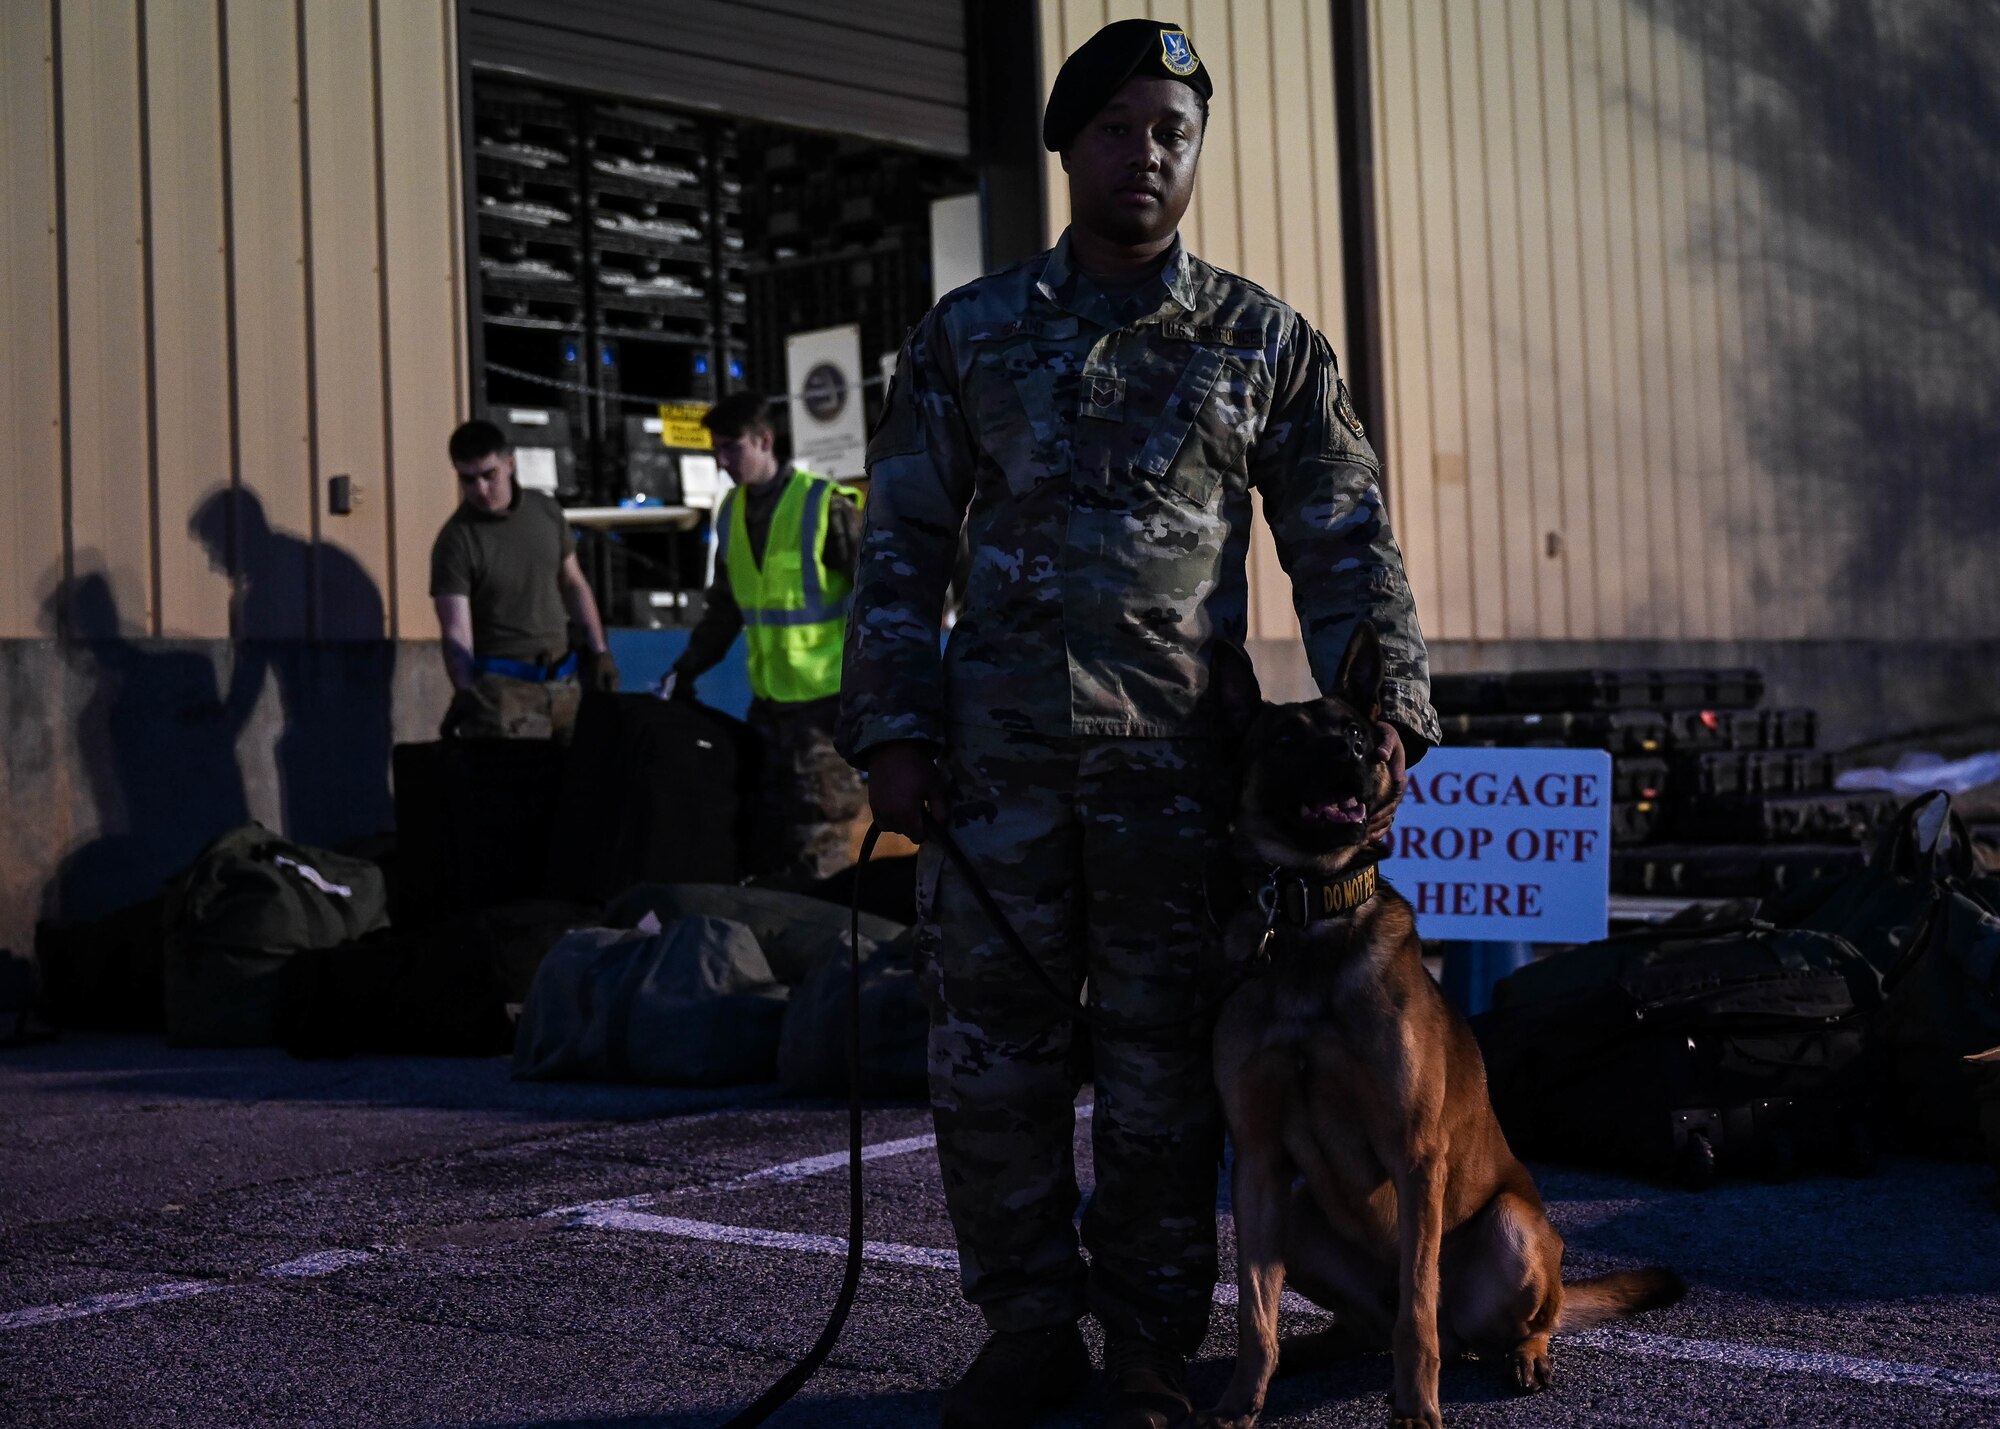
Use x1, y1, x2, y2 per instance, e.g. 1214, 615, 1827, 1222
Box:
1212, 623, 1392, 866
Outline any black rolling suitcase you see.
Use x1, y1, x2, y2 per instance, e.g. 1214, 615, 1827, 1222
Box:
1675, 749, 1833, 800
1430, 672, 1510, 715
1611, 843, 1867, 898
1610, 799, 1663, 845
1612, 756, 1668, 802
392, 739, 566, 927
543, 693, 756, 904
1682, 789, 1900, 843
1500, 667, 1765, 713
1474, 921, 1883, 1187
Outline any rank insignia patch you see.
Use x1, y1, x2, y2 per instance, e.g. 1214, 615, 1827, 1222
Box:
1336, 382, 1365, 438
1160, 29, 1200, 76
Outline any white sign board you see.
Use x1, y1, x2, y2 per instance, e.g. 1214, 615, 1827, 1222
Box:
930, 192, 984, 302
785, 323, 868, 481
1379, 747, 1611, 943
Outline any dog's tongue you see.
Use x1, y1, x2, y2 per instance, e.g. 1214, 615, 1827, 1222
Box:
1303, 797, 1366, 825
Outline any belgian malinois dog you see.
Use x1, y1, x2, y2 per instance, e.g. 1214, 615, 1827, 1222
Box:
1199, 625, 1683, 1429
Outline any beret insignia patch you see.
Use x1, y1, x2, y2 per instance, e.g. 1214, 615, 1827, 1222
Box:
1160, 29, 1200, 77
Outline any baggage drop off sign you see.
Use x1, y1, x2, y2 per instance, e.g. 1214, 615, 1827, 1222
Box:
1380, 747, 1611, 943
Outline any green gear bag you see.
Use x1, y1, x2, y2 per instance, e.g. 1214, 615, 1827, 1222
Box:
163, 823, 388, 1047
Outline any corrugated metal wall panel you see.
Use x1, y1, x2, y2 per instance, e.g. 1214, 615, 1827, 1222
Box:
60, 0, 154, 638
145, 0, 234, 639
0, 0, 465, 645
378, 0, 467, 642
0, 4, 64, 638
303, 0, 391, 640
462, 0, 970, 157
223, 0, 313, 640
1368, 0, 1998, 641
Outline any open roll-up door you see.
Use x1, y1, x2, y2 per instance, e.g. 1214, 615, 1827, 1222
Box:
461, 0, 970, 157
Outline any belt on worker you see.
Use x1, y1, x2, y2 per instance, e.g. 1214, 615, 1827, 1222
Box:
473, 651, 578, 683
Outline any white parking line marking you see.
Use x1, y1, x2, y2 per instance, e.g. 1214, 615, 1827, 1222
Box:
260, 1250, 377, 1279
9, 1108, 1996, 1407
545, 1104, 1094, 1219
0, 1280, 224, 1331
568, 1208, 960, 1271
561, 1212, 2000, 1401
1568, 1328, 2000, 1400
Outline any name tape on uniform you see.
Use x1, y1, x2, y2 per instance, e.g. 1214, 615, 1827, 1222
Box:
1379, 747, 1611, 943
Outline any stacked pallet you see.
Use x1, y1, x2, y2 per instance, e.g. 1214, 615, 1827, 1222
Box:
1432, 669, 1891, 899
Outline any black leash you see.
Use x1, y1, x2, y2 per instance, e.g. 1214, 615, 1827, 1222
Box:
714, 824, 880, 1429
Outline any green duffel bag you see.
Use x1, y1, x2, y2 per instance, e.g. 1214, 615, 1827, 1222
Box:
164, 824, 388, 1047
513, 916, 789, 1087
603, 883, 904, 985
777, 927, 928, 1098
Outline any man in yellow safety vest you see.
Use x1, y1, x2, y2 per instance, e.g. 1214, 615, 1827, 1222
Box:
666, 392, 866, 878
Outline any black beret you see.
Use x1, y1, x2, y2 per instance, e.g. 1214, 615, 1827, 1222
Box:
1042, 18, 1213, 153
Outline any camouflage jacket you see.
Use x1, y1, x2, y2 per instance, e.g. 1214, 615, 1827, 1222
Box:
835, 232, 1439, 763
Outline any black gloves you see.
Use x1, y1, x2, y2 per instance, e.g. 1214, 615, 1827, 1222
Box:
585, 648, 621, 693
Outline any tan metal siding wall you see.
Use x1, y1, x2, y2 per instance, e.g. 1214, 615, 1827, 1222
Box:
0, 0, 466, 643
1370, 0, 1998, 642
1, 6, 66, 637
1037, 0, 1353, 645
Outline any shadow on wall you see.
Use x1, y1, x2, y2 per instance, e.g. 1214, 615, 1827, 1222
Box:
45, 567, 251, 922
186, 487, 394, 850
43, 491, 395, 924
1646, 0, 2000, 635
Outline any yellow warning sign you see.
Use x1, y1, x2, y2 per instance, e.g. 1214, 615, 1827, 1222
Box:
656, 402, 712, 451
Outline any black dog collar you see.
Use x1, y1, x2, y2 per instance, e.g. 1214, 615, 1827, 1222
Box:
1252, 863, 1380, 953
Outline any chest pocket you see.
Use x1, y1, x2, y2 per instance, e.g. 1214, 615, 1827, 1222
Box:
965, 321, 1080, 497
1133, 341, 1262, 508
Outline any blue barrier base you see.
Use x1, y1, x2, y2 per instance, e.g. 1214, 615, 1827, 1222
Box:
1439, 941, 1535, 1017
603, 627, 753, 719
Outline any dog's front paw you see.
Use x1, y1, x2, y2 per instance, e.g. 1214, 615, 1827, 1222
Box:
1388, 1408, 1444, 1429
1510, 1335, 1553, 1393
1194, 1401, 1262, 1429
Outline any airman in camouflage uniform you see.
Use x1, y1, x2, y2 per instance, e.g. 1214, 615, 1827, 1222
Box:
838, 18, 1437, 1429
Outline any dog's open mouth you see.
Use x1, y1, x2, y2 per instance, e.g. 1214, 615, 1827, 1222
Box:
1299, 796, 1368, 829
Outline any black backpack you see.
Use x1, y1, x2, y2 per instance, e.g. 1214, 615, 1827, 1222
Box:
1764, 791, 2000, 1160
1474, 920, 1882, 1187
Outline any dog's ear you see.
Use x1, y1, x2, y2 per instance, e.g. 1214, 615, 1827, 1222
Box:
1209, 640, 1264, 741
1334, 621, 1384, 722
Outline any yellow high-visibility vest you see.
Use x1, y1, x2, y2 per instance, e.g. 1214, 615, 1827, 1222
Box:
721, 469, 859, 703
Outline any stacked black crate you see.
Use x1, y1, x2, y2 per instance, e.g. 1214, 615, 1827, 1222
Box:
581, 103, 742, 616
472, 84, 589, 498
1434, 670, 1891, 899
739, 132, 957, 432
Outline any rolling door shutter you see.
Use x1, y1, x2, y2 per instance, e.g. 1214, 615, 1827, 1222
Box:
461, 0, 970, 157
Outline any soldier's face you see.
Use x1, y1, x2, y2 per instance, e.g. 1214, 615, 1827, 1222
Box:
1063, 78, 1203, 246
454, 452, 514, 513
713, 426, 780, 486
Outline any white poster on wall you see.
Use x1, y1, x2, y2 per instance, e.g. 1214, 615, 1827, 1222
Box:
784, 323, 869, 481
784, 322, 872, 478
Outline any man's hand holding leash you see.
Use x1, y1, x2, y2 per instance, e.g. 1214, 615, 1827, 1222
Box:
864, 740, 950, 842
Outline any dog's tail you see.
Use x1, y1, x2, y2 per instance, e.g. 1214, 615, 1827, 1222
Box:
1556, 1267, 1686, 1332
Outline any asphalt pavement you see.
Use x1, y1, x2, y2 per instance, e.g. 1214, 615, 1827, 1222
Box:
3, 1034, 1998, 1429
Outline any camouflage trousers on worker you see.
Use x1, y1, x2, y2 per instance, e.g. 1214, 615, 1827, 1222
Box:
915, 723, 1232, 1356
746, 694, 867, 881
453, 673, 582, 743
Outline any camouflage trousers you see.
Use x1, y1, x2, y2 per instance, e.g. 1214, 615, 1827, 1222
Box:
746, 695, 867, 881
915, 723, 1229, 1355
456, 673, 582, 742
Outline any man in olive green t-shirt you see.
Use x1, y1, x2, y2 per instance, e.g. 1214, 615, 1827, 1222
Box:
429, 419, 617, 741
